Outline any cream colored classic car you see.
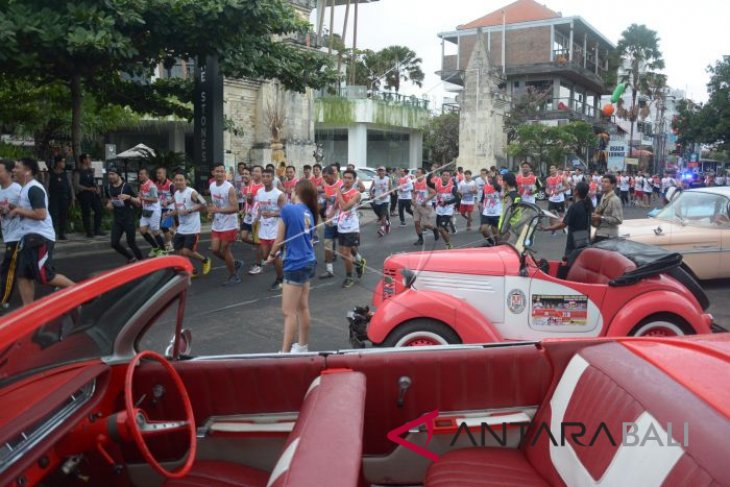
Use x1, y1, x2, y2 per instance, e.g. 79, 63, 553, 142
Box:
618, 187, 730, 279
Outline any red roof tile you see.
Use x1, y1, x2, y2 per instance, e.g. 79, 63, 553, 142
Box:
458, 0, 560, 30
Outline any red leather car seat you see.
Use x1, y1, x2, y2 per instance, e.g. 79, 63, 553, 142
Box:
425, 342, 730, 487
164, 370, 366, 487
565, 248, 636, 284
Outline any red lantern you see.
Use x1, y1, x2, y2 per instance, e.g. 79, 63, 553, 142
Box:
602, 104, 614, 117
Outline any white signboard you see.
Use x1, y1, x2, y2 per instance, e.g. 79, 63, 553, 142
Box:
607, 144, 627, 172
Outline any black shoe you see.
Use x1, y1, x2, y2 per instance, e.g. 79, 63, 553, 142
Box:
58, 235, 68, 241
413, 237, 424, 246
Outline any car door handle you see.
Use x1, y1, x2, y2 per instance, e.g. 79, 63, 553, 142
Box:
693, 245, 714, 249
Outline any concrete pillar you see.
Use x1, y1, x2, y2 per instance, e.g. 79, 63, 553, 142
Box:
553, 78, 560, 106
169, 124, 186, 153
409, 131, 422, 169
568, 20, 574, 62
348, 123, 367, 166
549, 25, 554, 61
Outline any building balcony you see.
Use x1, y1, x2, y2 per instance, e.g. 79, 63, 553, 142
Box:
508, 59, 607, 95
526, 97, 600, 123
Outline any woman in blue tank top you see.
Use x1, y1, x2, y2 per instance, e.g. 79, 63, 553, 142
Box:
267, 179, 318, 353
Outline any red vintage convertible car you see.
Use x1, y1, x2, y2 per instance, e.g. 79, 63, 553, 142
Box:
1, 257, 729, 487
349, 203, 715, 348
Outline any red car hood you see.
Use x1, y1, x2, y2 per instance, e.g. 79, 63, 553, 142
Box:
385, 245, 520, 276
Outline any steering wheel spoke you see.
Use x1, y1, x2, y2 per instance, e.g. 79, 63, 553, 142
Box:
125, 351, 197, 479
135, 410, 189, 436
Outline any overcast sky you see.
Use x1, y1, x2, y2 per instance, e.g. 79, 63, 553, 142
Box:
313, 0, 726, 106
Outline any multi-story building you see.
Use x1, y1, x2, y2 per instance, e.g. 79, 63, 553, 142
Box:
438, 0, 615, 124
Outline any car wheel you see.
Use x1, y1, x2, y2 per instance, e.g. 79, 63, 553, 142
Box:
629, 313, 695, 337
381, 319, 461, 347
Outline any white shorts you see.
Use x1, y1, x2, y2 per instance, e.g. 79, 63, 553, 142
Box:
140, 209, 162, 231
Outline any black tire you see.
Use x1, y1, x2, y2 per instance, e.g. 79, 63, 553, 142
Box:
380, 319, 461, 348
629, 313, 695, 337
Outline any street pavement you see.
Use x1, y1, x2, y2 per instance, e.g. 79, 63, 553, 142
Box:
12, 204, 730, 354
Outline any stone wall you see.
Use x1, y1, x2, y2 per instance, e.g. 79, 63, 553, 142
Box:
224, 79, 317, 170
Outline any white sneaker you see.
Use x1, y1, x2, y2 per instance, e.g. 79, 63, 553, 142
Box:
290, 343, 309, 353
248, 265, 263, 275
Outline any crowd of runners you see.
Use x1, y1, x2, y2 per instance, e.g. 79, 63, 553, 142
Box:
2, 152, 724, 308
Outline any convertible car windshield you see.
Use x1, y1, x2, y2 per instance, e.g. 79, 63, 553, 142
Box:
655, 191, 730, 225
0, 269, 177, 389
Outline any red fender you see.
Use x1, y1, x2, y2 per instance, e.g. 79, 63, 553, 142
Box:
605, 290, 713, 337
367, 289, 502, 345
372, 279, 384, 308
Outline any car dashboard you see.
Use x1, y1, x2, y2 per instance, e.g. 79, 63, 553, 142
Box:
0, 363, 112, 487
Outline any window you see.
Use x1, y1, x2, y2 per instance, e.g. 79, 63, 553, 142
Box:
657, 192, 730, 227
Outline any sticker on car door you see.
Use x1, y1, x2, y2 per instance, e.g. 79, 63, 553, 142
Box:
531, 295, 588, 327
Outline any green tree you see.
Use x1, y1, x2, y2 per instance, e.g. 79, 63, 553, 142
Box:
702, 56, 730, 151
424, 111, 459, 164
0, 0, 336, 158
673, 57, 730, 154
562, 121, 598, 165
615, 24, 665, 153
380, 46, 424, 92
0, 77, 139, 160
507, 121, 596, 174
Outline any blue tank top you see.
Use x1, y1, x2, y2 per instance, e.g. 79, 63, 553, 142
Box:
280, 203, 316, 272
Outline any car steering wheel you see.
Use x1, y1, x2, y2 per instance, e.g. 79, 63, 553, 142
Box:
124, 350, 197, 479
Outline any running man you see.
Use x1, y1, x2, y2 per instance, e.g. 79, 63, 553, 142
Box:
137, 168, 166, 257
302, 164, 313, 181
479, 174, 502, 245
435, 169, 458, 249
171, 172, 211, 278
241, 165, 263, 252
155, 167, 176, 252
516, 162, 537, 204
0, 159, 22, 307
397, 168, 414, 226
208, 162, 242, 286
319, 165, 342, 279
10, 158, 74, 305
371, 166, 392, 236
336, 169, 365, 288
234, 162, 248, 211
283, 165, 299, 202
546, 165, 568, 230
457, 170, 477, 231
105, 166, 144, 263
252, 168, 286, 291
412, 168, 438, 245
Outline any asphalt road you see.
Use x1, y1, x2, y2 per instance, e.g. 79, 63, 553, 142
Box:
11, 204, 730, 354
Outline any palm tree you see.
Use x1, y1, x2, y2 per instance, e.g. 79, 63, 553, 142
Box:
615, 24, 665, 157
377, 46, 425, 93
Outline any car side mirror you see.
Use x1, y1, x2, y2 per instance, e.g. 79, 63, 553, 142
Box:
165, 329, 192, 358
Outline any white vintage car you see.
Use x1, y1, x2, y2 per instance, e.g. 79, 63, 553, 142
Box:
619, 187, 730, 279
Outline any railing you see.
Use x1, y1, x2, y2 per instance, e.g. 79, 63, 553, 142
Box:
552, 49, 607, 82
336, 87, 430, 111
530, 97, 598, 119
